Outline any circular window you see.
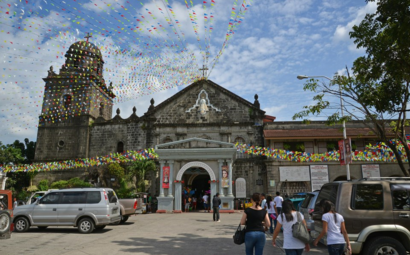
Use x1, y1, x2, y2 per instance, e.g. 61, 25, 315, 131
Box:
58, 140, 65, 147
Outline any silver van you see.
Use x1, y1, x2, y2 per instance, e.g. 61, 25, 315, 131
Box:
13, 188, 121, 233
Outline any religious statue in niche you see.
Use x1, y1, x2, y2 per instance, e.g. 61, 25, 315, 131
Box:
199, 92, 209, 115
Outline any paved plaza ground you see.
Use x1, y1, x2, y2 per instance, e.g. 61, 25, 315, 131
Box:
1, 212, 329, 255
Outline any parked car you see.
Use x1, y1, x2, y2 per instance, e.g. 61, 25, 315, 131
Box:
13, 188, 121, 234
114, 198, 138, 224
311, 177, 410, 254
298, 190, 319, 231
26, 189, 58, 205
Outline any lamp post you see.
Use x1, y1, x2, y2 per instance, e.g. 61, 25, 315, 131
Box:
297, 75, 351, 181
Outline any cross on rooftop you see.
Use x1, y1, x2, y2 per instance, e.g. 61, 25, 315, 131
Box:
84, 32, 92, 42
199, 64, 208, 78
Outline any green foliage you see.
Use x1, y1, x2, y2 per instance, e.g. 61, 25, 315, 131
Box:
0, 141, 24, 165
115, 178, 135, 199
127, 160, 157, 192
283, 143, 291, 150
38, 180, 49, 191
16, 190, 30, 201
27, 185, 38, 192
296, 143, 305, 152
327, 143, 336, 150
50, 177, 92, 189
50, 180, 69, 189
108, 163, 125, 179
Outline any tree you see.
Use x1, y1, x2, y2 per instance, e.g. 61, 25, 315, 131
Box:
127, 160, 157, 192
293, 73, 410, 177
294, 0, 410, 177
0, 141, 24, 165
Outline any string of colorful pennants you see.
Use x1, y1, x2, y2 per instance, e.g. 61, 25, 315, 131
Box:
1, 140, 409, 173
1, 0, 254, 133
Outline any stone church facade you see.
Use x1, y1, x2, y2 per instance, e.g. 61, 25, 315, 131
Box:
33, 40, 406, 209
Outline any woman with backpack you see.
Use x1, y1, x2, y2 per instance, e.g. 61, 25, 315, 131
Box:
272, 200, 310, 255
313, 200, 351, 255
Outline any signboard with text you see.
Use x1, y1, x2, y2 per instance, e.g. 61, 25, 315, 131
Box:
279, 166, 310, 182
310, 165, 329, 191
235, 178, 246, 198
362, 164, 380, 179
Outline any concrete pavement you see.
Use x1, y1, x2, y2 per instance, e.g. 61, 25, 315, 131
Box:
0, 212, 328, 255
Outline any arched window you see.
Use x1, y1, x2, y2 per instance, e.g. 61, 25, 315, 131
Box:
163, 137, 173, 144
117, 142, 124, 153
234, 137, 245, 145
63, 95, 72, 109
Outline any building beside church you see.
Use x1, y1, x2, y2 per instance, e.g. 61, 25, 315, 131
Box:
34, 39, 405, 212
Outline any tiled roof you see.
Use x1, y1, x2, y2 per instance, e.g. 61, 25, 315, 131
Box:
264, 128, 394, 139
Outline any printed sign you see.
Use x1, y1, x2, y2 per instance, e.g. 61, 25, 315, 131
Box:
162, 166, 170, 189
310, 165, 329, 191
279, 166, 310, 182
222, 165, 229, 188
235, 178, 246, 198
339, 138, 352, 165
362, 164, 380, 178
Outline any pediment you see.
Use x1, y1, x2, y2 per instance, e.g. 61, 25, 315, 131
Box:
155, 137, 236, 149
145, 80, 265, 125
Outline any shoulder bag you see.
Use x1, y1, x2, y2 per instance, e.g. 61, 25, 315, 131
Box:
292, 212, 311, 244
233, 223, 246, 245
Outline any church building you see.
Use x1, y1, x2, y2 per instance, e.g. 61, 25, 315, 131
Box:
34, 39, 406, 212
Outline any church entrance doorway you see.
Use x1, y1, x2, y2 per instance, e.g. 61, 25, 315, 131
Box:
182, 167, 210, 211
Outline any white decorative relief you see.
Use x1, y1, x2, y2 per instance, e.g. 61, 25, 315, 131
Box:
186, 89, 221, 114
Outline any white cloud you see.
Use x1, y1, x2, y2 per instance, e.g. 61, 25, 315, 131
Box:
332, 1, 377, 43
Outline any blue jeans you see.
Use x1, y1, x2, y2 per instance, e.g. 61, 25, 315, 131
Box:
268, 213, 275, 233
245, 231, 265, 255
285, 249, 303, 255
327, 244, 345, 255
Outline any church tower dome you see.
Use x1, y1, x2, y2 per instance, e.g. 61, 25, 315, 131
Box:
63, 40, 104, 80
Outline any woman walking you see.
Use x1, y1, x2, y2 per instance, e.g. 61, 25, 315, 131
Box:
240, 193, 270, 255
266, 195, 275, 233
313, 200, 351, 255
272, 200, 310, 255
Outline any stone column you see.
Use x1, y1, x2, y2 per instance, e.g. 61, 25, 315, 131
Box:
159, 160, 165, 197
175, 182, 182, 211
227, 159, 234, 197
218, 159, 224, 197
168, 160, 174, 198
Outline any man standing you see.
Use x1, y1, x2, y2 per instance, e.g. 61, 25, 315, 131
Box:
273, 191, 284, 229
260, 193, 267, 210
13, 197, 18, 209
202, 193, 209, 212
212, 193, 221, 222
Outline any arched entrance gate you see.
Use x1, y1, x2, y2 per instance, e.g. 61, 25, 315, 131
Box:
155, 137, 237, 213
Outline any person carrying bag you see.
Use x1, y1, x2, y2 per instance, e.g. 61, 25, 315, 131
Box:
272, 200, 310, 255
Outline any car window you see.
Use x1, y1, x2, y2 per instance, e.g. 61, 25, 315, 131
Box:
40, 193, 60, 204
352, 184, 383, 210
301, 194, 313, 208
391, 184, 410, 210
61, 192, 86, 204
86, 191, 101, 204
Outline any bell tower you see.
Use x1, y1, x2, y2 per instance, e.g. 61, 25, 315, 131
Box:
34, 36, 115, 162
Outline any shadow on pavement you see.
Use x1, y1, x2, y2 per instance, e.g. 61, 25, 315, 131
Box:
17, 227, 113, 234
112, 233, 246, 255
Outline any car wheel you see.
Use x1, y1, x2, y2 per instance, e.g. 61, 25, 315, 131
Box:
0, 212, 11, 234
95, 225, 106, 230
37, 226, 48, 230
363, 236, 407, 255
120, 216, 129, 224
14, 217, 30, 232
78, 218, 95, 234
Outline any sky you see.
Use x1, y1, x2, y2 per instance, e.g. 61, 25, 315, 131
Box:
0, 0, 377, 145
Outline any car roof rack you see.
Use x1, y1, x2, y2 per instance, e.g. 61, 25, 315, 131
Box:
357, 177, 410, 181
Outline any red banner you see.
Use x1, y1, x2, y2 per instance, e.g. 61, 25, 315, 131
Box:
162, 166, 170, 188
339, 138, 352, 165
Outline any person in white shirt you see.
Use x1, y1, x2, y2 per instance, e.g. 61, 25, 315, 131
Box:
260, 193, 267, 210
272, 200, 310, 254
273, 191, 284, 229
266, 195, 276, 234
313, 200, 351, 255
202, 194, 209, 212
